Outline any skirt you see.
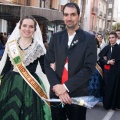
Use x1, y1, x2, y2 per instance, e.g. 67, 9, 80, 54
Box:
0, 71, 51, 120
88, 67, 104, 102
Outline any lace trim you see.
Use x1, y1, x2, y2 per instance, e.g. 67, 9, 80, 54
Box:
23, 42, 44, 66
7, 40, 44, 72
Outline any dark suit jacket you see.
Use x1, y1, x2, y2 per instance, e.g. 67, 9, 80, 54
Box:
44, 28, 97, 97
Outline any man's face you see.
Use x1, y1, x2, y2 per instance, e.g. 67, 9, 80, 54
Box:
109, 34, 117, 45
63, 7, 80, 30
116, 31, 120, 39
97, 35, 102, 43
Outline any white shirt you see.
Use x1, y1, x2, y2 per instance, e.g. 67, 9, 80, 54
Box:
63, 32, 76, 92
116, 39, 120, 45
68, 32, 76, 47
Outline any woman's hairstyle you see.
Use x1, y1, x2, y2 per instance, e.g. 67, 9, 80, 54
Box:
97, 34, 103, 39
63, 2, 80, 15
19, 16, 37, 31
95, 38, 100, 48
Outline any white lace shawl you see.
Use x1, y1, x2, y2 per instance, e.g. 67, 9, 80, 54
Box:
6, 40, 44, 72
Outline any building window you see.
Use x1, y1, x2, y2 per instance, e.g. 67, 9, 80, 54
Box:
26, 0, 30, 6
40, 0, 45, 8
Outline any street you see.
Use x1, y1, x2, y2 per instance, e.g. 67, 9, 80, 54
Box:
86, 103, 120, 120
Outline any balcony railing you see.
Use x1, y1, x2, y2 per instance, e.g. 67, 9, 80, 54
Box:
99, 11, 103, 16
92, 7, 98, 14
104, 13, 106, 18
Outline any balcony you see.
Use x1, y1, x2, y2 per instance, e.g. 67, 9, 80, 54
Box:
104, 13, 106, 18
91, 25, 97, 31
103, 0, 107, 2
99, 11, 103, 16
107, 16, 117, 22
92, 7, 98, 15
99, 28, 103, 32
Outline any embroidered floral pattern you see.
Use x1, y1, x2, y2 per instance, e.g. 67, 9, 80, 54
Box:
7, 40, 44, 72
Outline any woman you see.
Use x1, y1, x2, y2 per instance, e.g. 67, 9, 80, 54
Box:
0, 16, 51, 120
88, 36, 105, 101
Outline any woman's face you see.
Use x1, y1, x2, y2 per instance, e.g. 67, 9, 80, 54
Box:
20, 19, 35, 38
97, 35, 102, 43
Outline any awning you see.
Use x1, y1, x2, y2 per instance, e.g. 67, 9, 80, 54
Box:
0, 3, 63, 21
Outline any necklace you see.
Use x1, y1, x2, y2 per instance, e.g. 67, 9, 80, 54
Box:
18, 38, 33, 50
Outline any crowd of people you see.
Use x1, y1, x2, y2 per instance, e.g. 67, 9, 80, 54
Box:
0, 2, 120, 120
88, 30, 120, 111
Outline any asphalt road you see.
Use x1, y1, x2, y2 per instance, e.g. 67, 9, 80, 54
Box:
86, 103, 120, 120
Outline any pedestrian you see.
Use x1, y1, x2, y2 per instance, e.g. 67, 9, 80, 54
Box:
0, 32, 4, 46
99, 32, 120, 110
96, 33, 107, 50
3, 32, 8, 45
44, 3, 97, 120
0, 16, 51, 120
116, 29, 120, 45
88, 37, 104, 101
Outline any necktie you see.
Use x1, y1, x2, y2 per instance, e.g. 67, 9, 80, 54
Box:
61, 58, 68, 84
107, 46, 113, 60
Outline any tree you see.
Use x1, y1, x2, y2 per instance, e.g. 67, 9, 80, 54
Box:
112, 22, 120, 31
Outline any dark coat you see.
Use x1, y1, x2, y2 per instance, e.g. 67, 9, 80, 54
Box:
44, 28, 97, 97
99, 44, 120, 109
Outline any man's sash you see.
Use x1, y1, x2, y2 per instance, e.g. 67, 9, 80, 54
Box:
7, 40, 50, 107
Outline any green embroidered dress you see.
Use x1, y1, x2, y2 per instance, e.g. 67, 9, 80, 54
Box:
0, 42, 51, 120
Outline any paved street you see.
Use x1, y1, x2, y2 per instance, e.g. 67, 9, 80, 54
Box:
86, 103, 120, 120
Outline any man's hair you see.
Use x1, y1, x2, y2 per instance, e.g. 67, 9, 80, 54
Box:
116, 29, 120, 32
63, 2, 80, 15
109, 32, 118, 38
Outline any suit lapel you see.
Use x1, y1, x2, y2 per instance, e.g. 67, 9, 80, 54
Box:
69, 28, 85, 49
60, 30, 68, 63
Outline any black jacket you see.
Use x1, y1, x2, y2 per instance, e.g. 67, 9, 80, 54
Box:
44, 28, 97, 97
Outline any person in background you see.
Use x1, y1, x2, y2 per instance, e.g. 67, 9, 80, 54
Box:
99, 32, 120, 110
88, 36, 104, 102
44, 2, 97, 120
0, 16, 51, 120
3, 32, 8, 45
116, 29, 120, 45
97, 33, 107, 50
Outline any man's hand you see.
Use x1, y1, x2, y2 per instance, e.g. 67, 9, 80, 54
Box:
53, 84, 66, 96
108, 59, 115, 65
59, 92, 72, 104
103, 56, 107, 60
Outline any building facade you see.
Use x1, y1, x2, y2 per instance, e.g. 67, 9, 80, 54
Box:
0, 0, 64, 43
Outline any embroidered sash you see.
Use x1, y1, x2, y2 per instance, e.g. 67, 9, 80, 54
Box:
7, 40, 50, 107
95, 63, 103, 78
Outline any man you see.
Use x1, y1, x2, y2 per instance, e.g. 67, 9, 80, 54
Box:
116, 29, 120, 45
44, 3, 97, 120
99, 32, 120, 110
